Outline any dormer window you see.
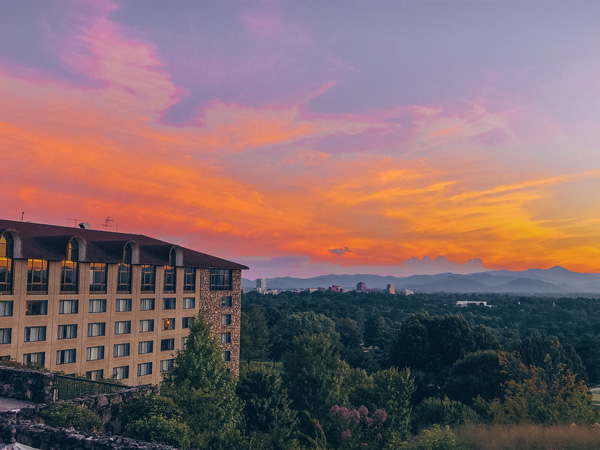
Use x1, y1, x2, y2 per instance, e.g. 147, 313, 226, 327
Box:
117, 244, 132, 293
0, 234, 13, 294
61, 240, 79, 293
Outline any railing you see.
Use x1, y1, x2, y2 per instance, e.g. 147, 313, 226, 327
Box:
56, 375, 127, 401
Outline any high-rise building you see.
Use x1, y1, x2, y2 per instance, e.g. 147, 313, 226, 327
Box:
386, 284, 395, 294
0, 219, 247, 384
356, 281, 367, 292
256, 278, 266, 293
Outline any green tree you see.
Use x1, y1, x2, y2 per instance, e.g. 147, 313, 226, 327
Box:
240, 305, 271, 365
40, 401, 103, 433
272, 312, 340, 360
412, 397, 479, 432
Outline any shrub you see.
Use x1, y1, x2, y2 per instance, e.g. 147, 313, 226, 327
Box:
124, 415, 192, 449
412, 397, 479, 432
40, 401, 102, 433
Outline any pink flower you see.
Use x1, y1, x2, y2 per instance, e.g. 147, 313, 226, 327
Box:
342, 429, 352, 441
373, 408, 388, 423
358, 405, 369, 417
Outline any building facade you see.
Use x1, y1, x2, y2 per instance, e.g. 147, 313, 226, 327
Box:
0, 219, 247, 384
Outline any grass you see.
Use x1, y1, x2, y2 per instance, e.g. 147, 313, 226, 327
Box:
454, 424, 600, 450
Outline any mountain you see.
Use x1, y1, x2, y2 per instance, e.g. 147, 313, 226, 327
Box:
242, 266, 600, 294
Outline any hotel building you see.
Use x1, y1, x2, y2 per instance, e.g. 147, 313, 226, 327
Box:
0, 219, 247, 384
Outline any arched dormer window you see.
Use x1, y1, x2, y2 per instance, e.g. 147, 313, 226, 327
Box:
169, 248, 177, 267
0, 234, 14, 294
61, 238, 80, 293
117, 244, 133, 293
164, 248, 177, 294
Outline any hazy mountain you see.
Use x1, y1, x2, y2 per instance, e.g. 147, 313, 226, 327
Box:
242, 266, 600, 294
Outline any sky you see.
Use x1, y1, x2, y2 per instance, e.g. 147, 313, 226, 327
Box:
2, 0, 600, 279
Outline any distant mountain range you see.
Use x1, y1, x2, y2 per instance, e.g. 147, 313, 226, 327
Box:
242, 266, 600, 294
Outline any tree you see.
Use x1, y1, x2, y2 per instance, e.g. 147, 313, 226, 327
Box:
240, 305, 271, 365
40, 401, 102, 433
272, 312, 340, 360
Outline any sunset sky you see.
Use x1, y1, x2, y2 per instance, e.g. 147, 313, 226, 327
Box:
2, 1, 600, 279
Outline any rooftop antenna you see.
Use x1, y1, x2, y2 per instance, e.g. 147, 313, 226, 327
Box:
102, 216, 114, 231
20, 212, 24, 221
67, 218, 86, 227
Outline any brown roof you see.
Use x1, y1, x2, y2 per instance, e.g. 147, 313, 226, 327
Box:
0, 219, 248, 270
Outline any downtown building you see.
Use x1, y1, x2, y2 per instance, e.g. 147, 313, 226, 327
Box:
0, 219, 247, 384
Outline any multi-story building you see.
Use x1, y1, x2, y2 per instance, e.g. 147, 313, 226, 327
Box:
386, 284, 395, 295
256, 278, 266, 293
356, 282, 367, 292
0, 219, 247, 384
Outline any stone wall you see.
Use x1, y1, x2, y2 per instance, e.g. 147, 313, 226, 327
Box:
0, 366, 56, 404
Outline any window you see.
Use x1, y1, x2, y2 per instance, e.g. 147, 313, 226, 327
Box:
0, 234, 13, 294
113, 343, 130, 357
160, 359, 174, 373
61, 243, 79, 293
183, 267, 195, 292
87, 322, 106, 337
181, 337, 188, 349
140, 298, 155, 311
115, 298, 132, 312
86, 346, 104, 361
25, 300, 47, 316
27, 259, 48, 293
139, 319, 154, 333
220, 332, 231, 343
162, 298, 176, 310
59, 300, 78, 314
161, 338, 175, 351
0, 328, 11, 344
221, 314, 232, 326
86, 369, 104, 381
182, 317, 193, 329
137, 362, 152, 377
163, 266, 176, 293
163, 318, 175, 331
89, 263, 107, 293
23, 352, 45, 366
138, 340, 153, 354
24, 326, 46, 342
0, 301, 13, 317
209, 269, 232, 291
113, 365, 129, 380
57, 324, 77, 340
114, 321, 131, 335
117, 263, 132, 293
56, 349, 76, 365
221, 351, 231, 362
221, 296, 233, 307
140, 265, 156, 293
183, 297, 195, 309
89, 299, 106, 313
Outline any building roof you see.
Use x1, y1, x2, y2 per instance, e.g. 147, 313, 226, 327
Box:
0, 219, 248, 270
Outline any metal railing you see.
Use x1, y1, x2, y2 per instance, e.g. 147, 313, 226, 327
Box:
56, 375, 127, 401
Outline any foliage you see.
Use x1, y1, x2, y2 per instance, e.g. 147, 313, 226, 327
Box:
241, 306, 271, 364
40, 401, 102, 433
415, 425, 462, 450
124, 415, 192, 449
327, 405, 388, 450
412, 397, 479, 433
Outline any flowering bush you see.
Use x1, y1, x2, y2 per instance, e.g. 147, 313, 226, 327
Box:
328, 405, 388, 449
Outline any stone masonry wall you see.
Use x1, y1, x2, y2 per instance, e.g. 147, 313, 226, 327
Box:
0, 366, 57, 403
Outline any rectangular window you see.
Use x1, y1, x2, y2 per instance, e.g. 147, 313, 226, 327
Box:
163, 266, 176, 293
25, 300, 48, 316
56, 349, 76, 365
59, 300, 78, 314
115, 298, 132, 312
139, 319, 154, 333
137, 362, 152, 377
140, 265, 156, 293
183, 267, 195, 292
162, 298, 176, 310
113, 343, 130, 357
24, 326, 46, 342
140, 298, 155, 311
87, 322, 106, 337
182, 317, 193, 329
163, 318, 175, 331
60, 261, 78, 293
89, 263, 108, 293
86, 369, 104, 381
114, 321, 131, 335
0, 301, 13, 317
220, 332, 231, 343
0, 328, 11, 344
57, 324, 77, 340
160, 338, 175, 351
209, 269, 232, 291
181, 337, 188, 349
113, 365, 129, 380
160, 359, 174, 373
89, 299, 106, 313
221, 350, 231, 362
138, 340, 153, 354
116, 263, 132, 293
183, 297, 195, 309
0, 258, 12, 294
221, 296, 233, 307
23, 352, 45, 366
86, 346, 104, 361
221, 314, 232, 326
27, 259, 48, 293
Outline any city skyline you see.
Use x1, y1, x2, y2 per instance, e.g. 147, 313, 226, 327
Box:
3, 1, 600, 279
